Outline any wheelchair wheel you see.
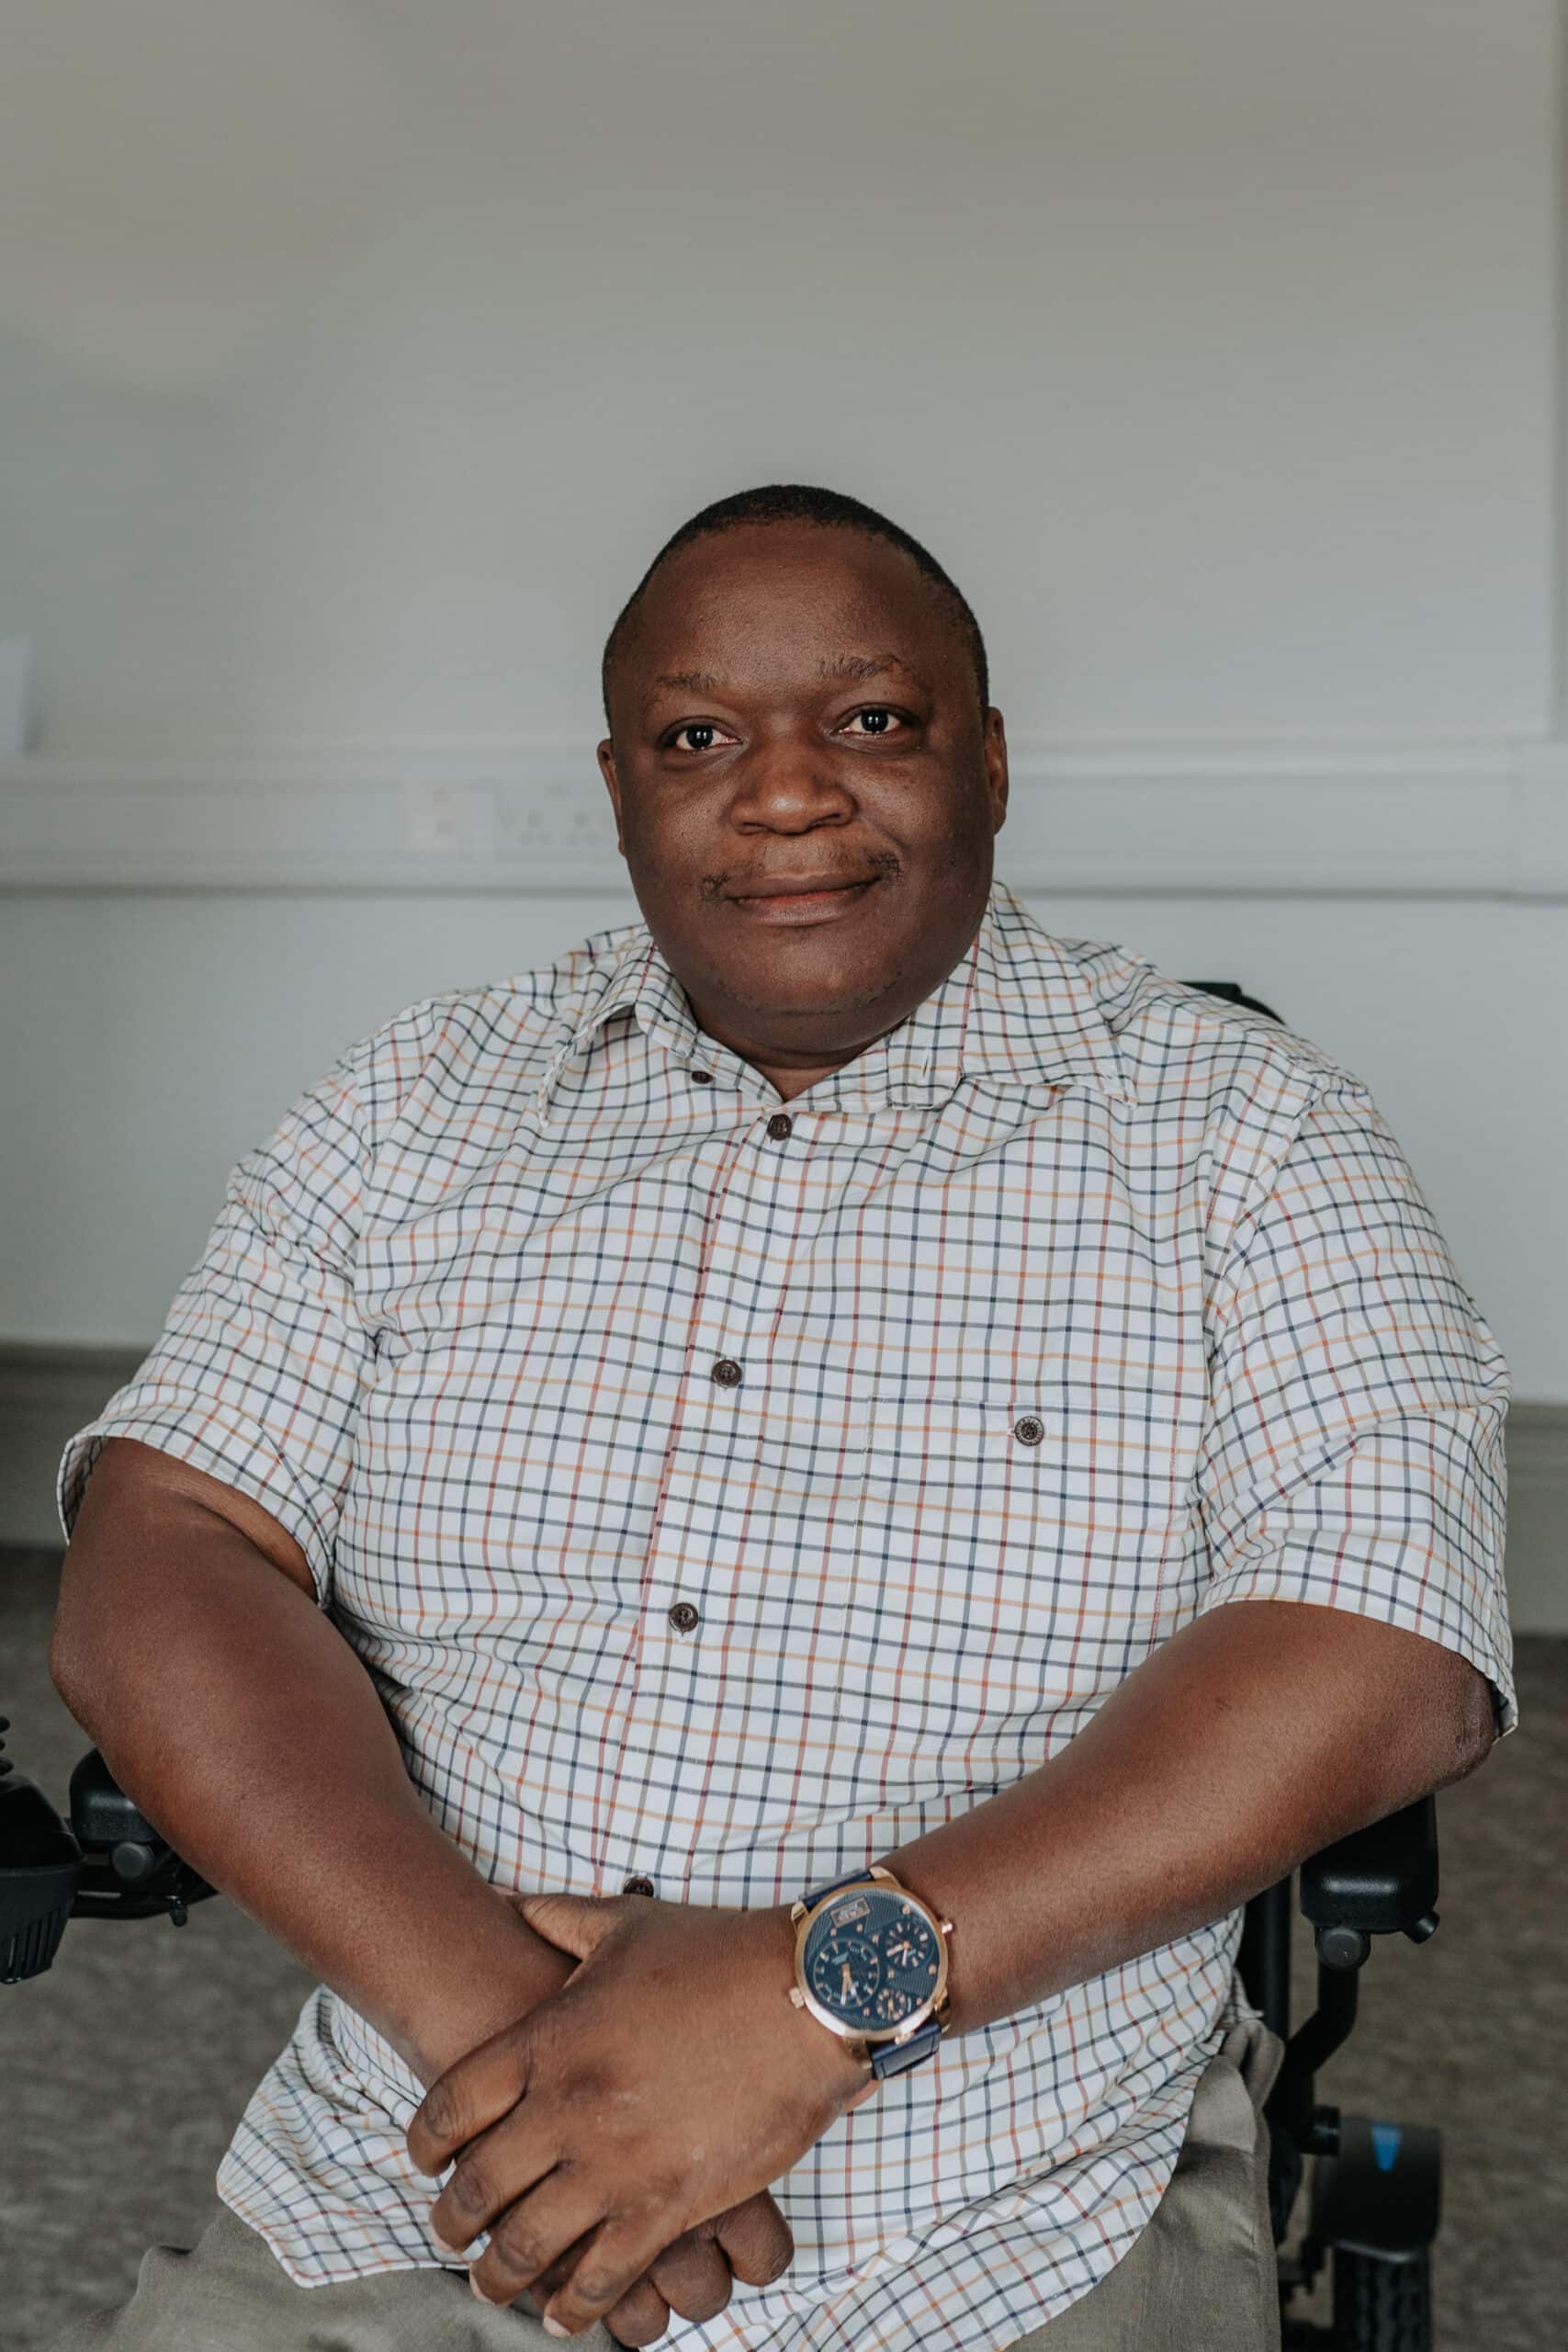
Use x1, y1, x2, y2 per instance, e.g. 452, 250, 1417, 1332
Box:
1332, 2246, 1432, 2350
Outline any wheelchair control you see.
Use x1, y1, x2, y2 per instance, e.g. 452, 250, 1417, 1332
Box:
0, 1715, 218, 1983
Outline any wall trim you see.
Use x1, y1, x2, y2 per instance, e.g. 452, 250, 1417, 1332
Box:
3, 737, 1567, 897
2, 1341, 1562, 1632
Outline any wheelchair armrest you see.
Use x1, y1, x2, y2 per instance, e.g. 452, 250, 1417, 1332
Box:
1299, 1795, 1438, 1937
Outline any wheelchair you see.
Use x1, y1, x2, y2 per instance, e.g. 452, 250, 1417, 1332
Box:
0, 981, 1449, 2351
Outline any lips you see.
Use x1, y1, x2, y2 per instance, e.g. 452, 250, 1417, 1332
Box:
729, 875, 877, 900
728, 876, 881, 923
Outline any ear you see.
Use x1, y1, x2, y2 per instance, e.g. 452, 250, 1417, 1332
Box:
983, 706, 1008, 834
596, 737, 626, 855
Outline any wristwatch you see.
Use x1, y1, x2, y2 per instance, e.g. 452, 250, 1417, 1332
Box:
788, 1863, 953, 2079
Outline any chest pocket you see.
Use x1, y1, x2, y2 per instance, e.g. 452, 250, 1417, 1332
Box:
852, 1383, 1190, 1695
855, 1391, 1061, 1648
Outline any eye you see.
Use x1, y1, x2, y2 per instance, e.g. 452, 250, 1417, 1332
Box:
664, 720, 736, 753
838, 707, 909, 738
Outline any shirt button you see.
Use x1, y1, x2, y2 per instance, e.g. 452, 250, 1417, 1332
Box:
1013, 1415, 1044, 1445
711, 1357, 743, 1387
691, 1069, 714, 1084
622, 1874, 656, 1896
765, 1113, 794, 1140
667, 1600, 701, 1634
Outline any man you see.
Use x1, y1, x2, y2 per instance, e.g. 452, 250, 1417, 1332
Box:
48, 484, 1513, 2352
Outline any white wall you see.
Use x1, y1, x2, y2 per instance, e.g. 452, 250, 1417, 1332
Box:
1, 1, 1564, 1408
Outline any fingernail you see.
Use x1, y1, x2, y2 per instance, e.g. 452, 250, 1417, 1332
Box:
542, 2321, 570, 2340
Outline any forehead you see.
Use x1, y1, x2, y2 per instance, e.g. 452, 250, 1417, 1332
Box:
622, 523, 964, 684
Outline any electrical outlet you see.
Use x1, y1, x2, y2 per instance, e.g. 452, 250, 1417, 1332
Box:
403, 780, 488, 856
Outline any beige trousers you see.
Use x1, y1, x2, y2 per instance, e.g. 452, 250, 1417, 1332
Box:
46, 2018, 1283, 2351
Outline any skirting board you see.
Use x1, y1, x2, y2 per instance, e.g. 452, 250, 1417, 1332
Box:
3, 1341, 1564, 1634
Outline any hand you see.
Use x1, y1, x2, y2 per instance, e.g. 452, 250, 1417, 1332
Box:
512, 2190, 795, 2347
407, 1902, 792, 2345
404, 1891, 876, 2337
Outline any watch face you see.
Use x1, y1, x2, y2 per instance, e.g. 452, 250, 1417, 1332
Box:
802, 1887, 942, 2035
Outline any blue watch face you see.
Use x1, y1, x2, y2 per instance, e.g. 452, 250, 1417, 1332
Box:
803, 1887, 942, 2033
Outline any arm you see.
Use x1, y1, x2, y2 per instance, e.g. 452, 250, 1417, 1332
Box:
407, 1597, 1496, 2337
876, 1595, 1495, 2034
51, 1439, 793, 2346
50, 1437, 572, 2086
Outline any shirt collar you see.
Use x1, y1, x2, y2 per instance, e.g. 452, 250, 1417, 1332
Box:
527, 876, 1134, 1130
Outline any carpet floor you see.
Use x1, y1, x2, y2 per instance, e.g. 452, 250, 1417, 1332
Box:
1, 1546, 1562, 2349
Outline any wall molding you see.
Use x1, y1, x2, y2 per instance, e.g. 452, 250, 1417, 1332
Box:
2, 1341, 1562, 1630
3, 737, 1567, 897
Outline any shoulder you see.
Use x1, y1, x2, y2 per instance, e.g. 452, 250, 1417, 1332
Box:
1010, 913, 1382, 1261
335, 914, 645, 1149
1047, 924, 1367, 1129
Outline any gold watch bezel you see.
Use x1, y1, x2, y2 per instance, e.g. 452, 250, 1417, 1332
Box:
788, 1864, 953, 2054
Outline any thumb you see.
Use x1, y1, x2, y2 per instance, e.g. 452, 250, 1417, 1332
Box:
511, 1888, 625, 1961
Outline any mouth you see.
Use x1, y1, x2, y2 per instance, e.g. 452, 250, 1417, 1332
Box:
728, 876, 882, 922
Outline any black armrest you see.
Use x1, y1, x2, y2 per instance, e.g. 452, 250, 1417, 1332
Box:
1299, 1796, 1438, 1937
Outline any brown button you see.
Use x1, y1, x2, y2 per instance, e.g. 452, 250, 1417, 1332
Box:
667, 1600, 700, 1634
1013, 1415, 1044, 1445
622, 1874, 656, 1896
711, 1357, 742, 1387
691, 1069, 714, 1084
765, 1113, 794, 1140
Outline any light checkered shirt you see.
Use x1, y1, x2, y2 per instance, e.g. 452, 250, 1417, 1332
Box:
59, 877, 1515, 2350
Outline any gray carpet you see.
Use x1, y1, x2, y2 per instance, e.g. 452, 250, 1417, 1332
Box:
1, 1546, 1562, 2350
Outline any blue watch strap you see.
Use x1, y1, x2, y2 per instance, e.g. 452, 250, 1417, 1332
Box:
801, 1869, 873, 1908
870, 2018, 943, 2078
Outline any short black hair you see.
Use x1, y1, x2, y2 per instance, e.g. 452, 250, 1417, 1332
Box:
600, 482, 989, 729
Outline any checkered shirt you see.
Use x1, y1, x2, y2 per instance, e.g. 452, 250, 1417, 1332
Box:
58, 877, 1516, 2350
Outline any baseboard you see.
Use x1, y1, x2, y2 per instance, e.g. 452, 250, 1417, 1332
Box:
3, 1341, 1563, 1632
0, 1343, 149, 1550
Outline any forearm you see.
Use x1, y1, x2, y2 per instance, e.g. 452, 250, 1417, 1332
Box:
879, 1598, 1495, 2038
50, 1483, 569, 2086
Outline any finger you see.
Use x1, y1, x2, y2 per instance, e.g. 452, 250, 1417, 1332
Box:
519, 2222, 596, 2310
429, 2111, 558, 2255
648, 2229, 733, 2324
407, 2017, 535, 2177
599, 2274, 672, 2347
469, 2170, 604, 2312
711, 2190, 795, 2288
534, 2230, 674, 2347
540, 2214, 675, 2339
514, 1890, 627, 1962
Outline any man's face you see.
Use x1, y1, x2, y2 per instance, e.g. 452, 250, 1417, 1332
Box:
597, 522, 1008, 1081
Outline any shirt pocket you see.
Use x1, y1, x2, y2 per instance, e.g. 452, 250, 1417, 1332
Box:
854, 1387, 1066, 1659
852, 1382, 1179, 1699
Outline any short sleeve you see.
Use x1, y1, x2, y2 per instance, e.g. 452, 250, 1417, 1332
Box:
1195, 1078, 1517, 1735
57, 1052, 373, 1611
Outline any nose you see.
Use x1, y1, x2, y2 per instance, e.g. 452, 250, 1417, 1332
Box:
733, 729, 856, 823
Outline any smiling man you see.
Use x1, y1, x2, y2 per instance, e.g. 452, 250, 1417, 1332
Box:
49, 486, 1513, 2352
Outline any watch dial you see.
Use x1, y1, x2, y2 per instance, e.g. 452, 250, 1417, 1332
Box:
803, 1888, 942, 2034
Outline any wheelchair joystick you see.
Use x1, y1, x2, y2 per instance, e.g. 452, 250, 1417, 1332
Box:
0, 1713, 84, 1982
0, 1717, 219, 1979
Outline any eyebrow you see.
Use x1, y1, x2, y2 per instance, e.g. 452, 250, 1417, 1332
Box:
651, 670, 727, 697
817, 651, 931, 693
642, 650, 931, 719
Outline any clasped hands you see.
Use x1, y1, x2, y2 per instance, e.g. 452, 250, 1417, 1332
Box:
405, 1891, 877, 2343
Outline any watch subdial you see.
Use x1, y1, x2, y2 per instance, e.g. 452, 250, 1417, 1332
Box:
809, 1936, 882, 2014
874, 1914, 940, 1996
871, 1984, 919, 2026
